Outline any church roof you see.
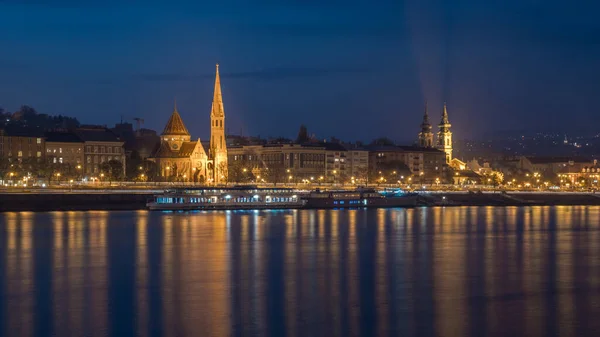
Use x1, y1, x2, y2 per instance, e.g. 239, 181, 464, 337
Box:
162, 103, 190, 136
152, 141, 204, 158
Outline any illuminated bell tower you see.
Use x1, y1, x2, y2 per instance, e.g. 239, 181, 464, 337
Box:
436, 102, 453, 163
418, 101, 434, 148
210, 64, 228, 183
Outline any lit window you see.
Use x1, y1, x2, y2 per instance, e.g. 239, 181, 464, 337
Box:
37, 138, 41, 144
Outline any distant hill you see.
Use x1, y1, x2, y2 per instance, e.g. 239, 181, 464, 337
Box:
0, 105, 80, 130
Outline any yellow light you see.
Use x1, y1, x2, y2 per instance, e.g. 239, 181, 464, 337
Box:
100, 173, 104, 177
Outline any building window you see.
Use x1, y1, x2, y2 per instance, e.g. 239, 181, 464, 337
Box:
37, 138, 41, 144
18, 151, 22, 157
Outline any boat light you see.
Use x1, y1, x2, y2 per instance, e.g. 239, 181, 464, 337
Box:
253, 195, 260, 199
225, 195, 231, 199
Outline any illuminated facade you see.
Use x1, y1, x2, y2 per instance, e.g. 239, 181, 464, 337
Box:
150, 65, 228, 183
228, 143, 369, 183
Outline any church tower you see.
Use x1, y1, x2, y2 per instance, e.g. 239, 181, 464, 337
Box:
436, 102, 453, 163
210, 64, 228, 184
418, 101, 434, 148
161, 100, 191, 151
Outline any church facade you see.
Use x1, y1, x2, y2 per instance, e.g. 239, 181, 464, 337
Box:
149, 65, 228, 184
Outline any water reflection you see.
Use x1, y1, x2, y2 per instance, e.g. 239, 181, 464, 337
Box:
1, 206, 600, 337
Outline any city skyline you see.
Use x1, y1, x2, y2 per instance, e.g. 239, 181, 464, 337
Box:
1, 1, 599, 141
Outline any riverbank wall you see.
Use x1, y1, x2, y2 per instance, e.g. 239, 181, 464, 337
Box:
1, 191, 600, 212
0, 193, 153, 212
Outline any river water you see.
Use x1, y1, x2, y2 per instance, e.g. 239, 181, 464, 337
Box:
0, 206, 599, 337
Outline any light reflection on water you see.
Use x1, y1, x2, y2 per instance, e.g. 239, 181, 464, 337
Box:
0, 206, 600, 337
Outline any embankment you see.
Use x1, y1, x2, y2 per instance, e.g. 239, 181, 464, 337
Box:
1, 190, 600, 212
0, 192, 154, 212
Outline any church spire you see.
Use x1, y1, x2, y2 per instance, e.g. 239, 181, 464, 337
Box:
421, 100, 431, 129
436, 102, 453, 163
418, 100, 434, 148
440, 102, 450, 125
211, 63, 224, 117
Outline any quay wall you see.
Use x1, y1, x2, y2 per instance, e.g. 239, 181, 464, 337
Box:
1, 191, 600, 212
0, 193, 153, 212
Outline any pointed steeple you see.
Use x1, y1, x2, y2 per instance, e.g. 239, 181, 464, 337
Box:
440, 102, 450, 125
162, 101, 190, 136
421, 100, 431, 130
211, 63, 224, 117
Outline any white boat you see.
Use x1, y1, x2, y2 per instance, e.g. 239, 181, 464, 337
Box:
147, 185, 305, 211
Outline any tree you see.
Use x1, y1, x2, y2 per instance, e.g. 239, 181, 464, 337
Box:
370, 137, 395, 146
296, 125, 309, 143
263, 165, 286, 185
228, 160, 255, 183
100, 160, 124, 182
369, 160, 411, 184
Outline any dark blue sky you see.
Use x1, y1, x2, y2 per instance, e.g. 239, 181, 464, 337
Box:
1, 0, 599, 142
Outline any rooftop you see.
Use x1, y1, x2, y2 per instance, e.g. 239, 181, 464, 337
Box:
45, 131, 83, 143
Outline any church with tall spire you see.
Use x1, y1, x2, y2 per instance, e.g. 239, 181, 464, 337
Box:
149, 64, 228, 184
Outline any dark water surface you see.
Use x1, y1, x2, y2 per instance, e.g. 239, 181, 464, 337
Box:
1, 206, 600, 337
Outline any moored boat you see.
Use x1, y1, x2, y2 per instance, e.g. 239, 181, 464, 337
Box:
303, 187, 417, 208
147, 185, 305, 211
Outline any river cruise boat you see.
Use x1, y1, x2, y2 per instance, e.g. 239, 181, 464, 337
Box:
147, 185, 305, 211
304, 188, 417, 208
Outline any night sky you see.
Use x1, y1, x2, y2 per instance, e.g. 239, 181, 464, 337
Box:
1, 1, 599, 142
